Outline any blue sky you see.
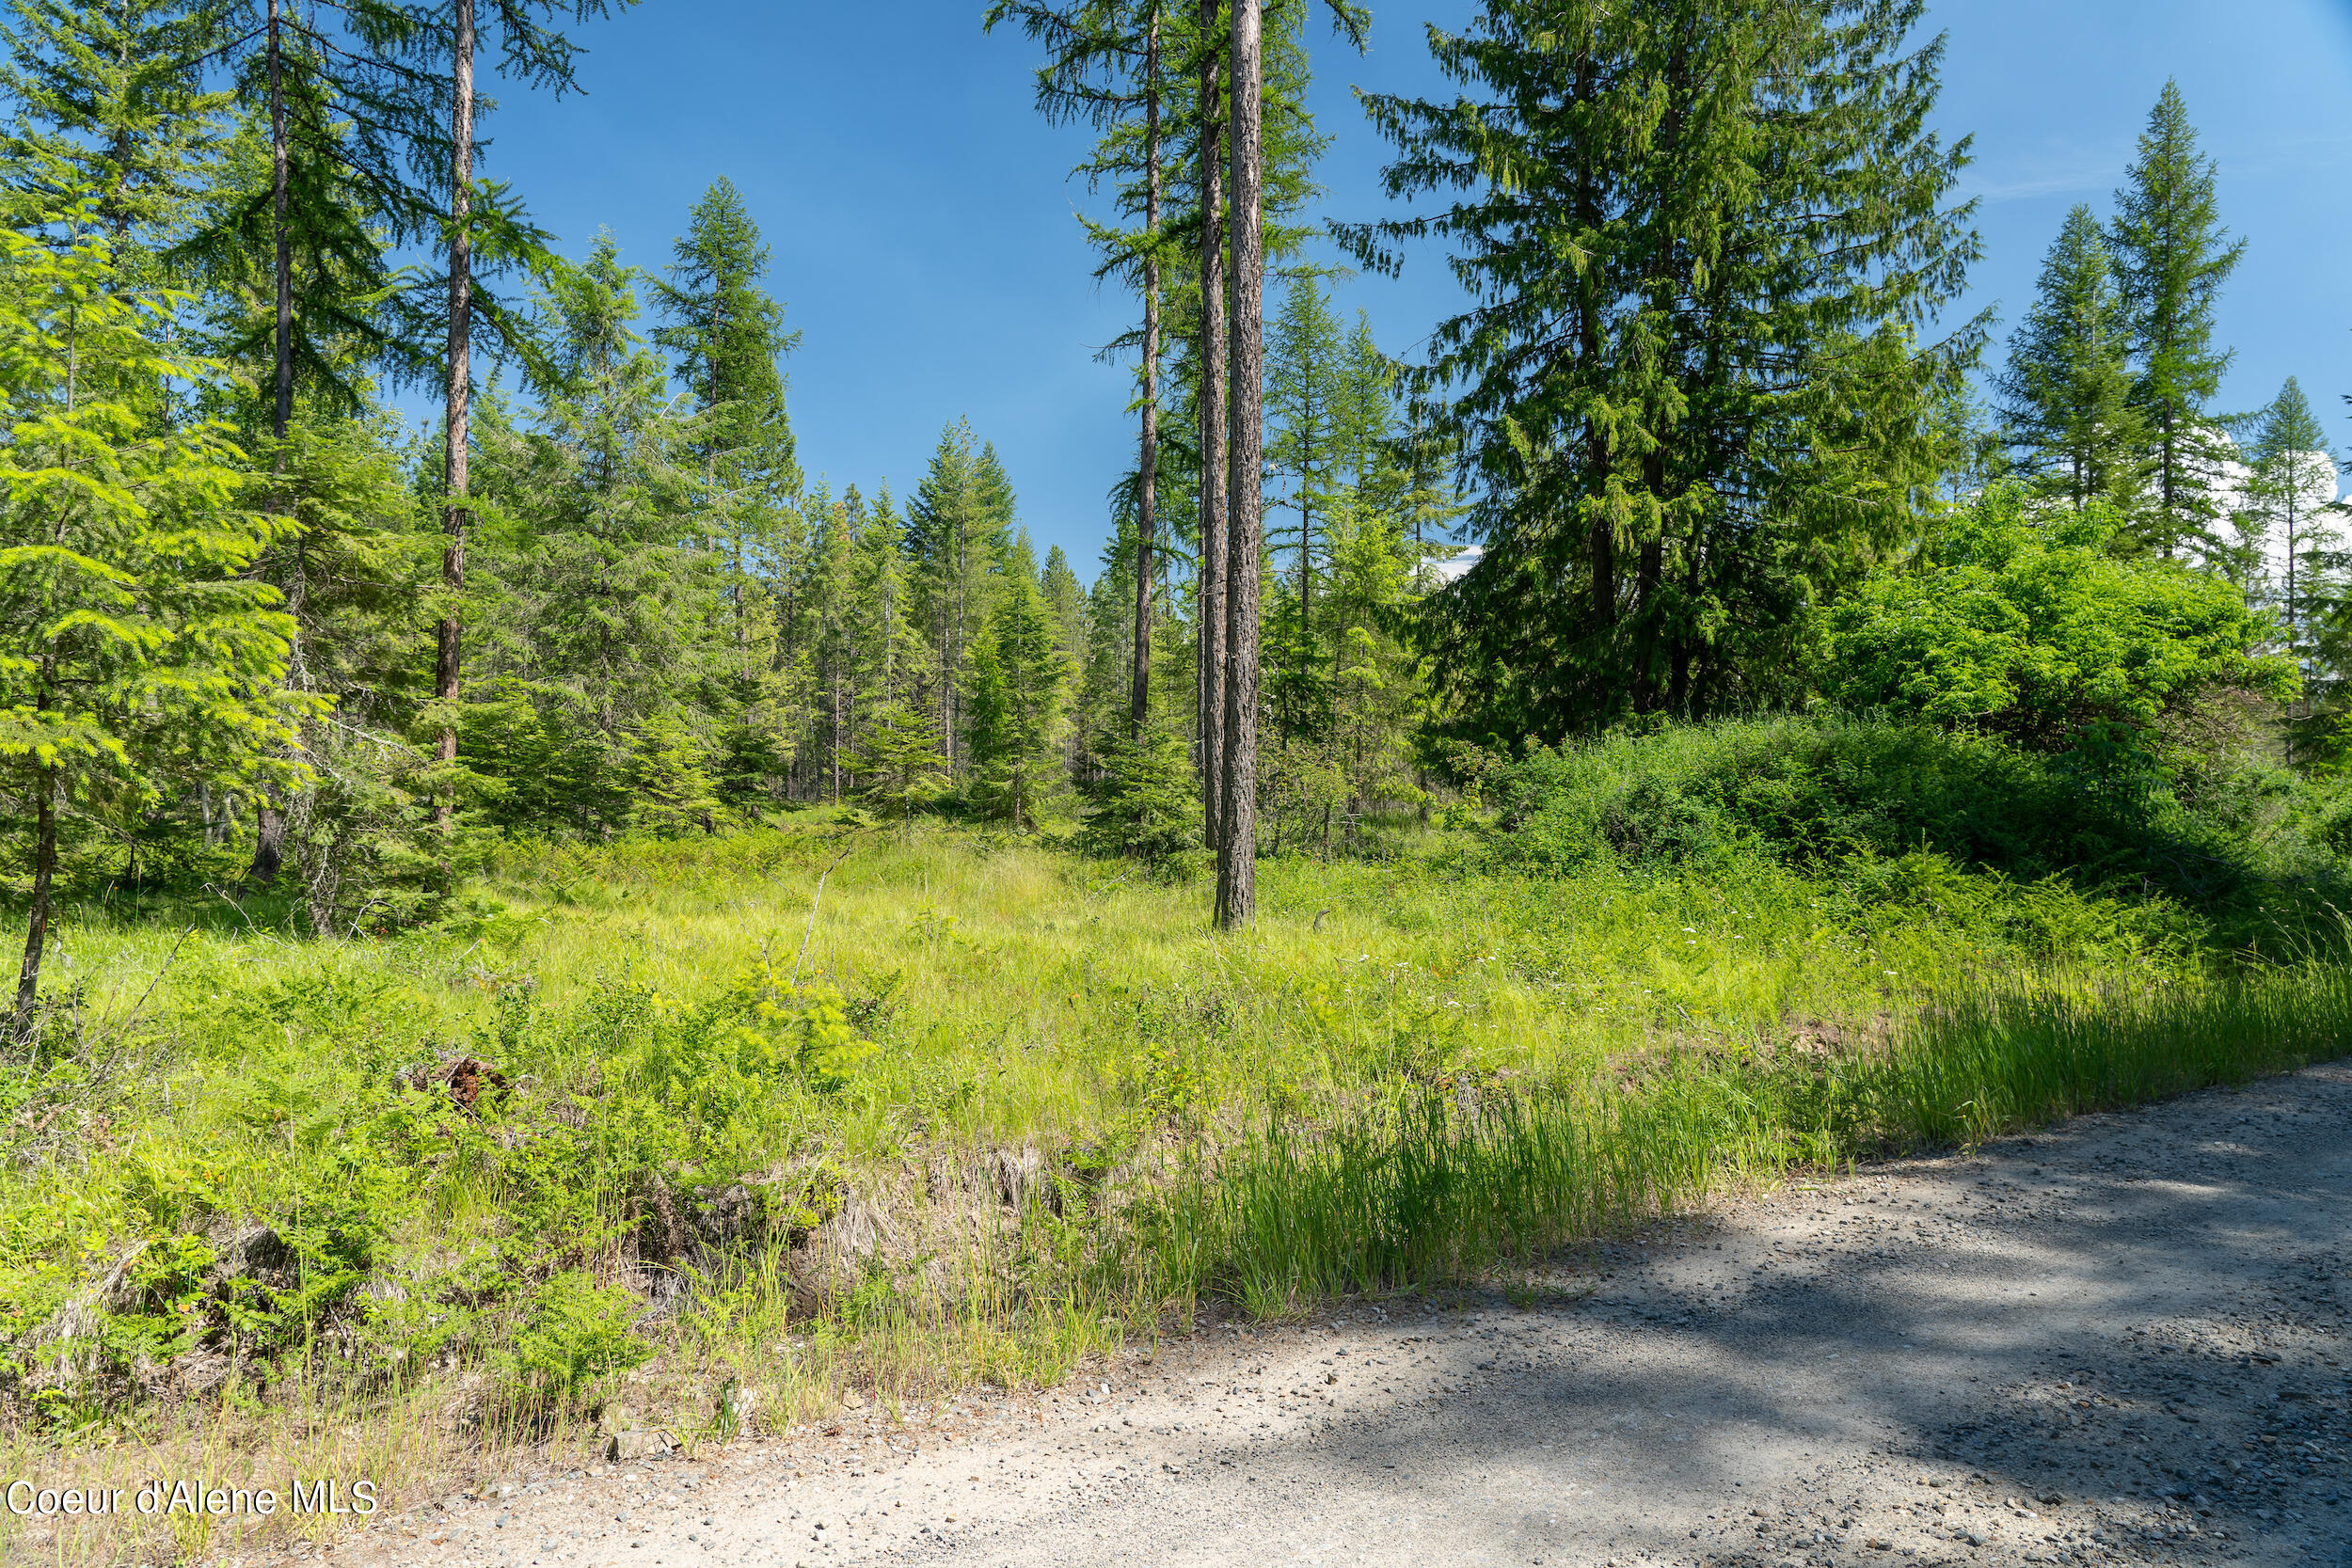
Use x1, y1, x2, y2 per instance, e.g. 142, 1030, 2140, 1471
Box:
457, 0, 2352, 572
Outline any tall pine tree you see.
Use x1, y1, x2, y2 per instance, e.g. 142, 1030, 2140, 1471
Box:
1347, 0, 1978, 741
1994, 203, 2143, 512
653, 175, 801, 679
2108, 80, 2244, 560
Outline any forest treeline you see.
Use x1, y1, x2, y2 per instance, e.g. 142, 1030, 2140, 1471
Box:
3, 0, 2345, 1042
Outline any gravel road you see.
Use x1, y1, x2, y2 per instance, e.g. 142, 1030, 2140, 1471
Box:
365, 1063, 2352, 1568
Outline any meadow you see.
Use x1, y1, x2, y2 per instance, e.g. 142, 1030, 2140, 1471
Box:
7, 716, 2352, 1560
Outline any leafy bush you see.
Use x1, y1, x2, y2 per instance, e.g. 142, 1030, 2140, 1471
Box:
1820, 485, 2294, 754
1480, 713, 2350, 953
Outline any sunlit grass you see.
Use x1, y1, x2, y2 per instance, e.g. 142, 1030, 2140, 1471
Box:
0, 817, 2338, 1560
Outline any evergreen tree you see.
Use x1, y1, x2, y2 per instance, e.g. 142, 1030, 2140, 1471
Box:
1263, 271, 1343, 651
1994, 203, 2144, 512
1074, 517, 1137, 784
1321, 492, 1420, 829
0, 0, 227, 268
653, 176, 801, 675
2108, 80, 2245, 560
849, 483, 927, 720
497, 234, 707, 742
966, 574, 1069, 829
246, 411, 438, 926
1040, 543, 1089, 657
627, 717, 720, 836
1347, 0, 1979, 742
2238, 377, 2342, 702
906, 420, 1013, 778
0, 207, 310, 1040
841, 497, 947, 834
844, 698, 946, 834
1082, 707, 1198, 863
171, 0, 442, 881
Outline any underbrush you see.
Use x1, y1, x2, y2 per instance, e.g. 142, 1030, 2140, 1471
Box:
3, 736, 2350, 1560
1480, 713, 2351, 958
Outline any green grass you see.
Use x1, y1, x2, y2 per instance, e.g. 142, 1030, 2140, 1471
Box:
3, 785, 2349, 1560
1178, 961, 2352, 1316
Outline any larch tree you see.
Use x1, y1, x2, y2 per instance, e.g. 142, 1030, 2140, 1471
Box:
2108, 80, 2244, 562
1214, 0, 1362, 927
399, 0, 628, 821
1214, 0, 1263, 927
986, 0, 1172, 741
188, 0, 440, 446
1193, 0, 1226, 850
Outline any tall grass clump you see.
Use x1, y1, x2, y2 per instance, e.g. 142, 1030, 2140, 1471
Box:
1180, 960, 2352, 1313
1854, 960, 2352, 1148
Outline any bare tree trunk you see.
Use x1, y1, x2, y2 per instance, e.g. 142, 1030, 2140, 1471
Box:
248, 0, 297, 883
268, 0, 293, 448
10, 764, 56, 1046
1216, 0, 1263, 930
433, 0, 476, 826
1130, 10, 1162, 741
1197, 0, 1227, 850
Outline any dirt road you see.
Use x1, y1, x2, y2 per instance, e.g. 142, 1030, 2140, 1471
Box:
368, 1063, 2352, 1568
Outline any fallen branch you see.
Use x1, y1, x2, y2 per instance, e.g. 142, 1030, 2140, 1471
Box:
791, 840, 862, 990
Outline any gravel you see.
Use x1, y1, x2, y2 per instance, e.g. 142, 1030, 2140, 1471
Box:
355, 1062, 2352, 1568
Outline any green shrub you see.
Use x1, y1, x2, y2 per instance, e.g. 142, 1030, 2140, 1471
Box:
1480, 713, 2351, 956
494, 1270, 653, 1418
1820, 484, 2295, 752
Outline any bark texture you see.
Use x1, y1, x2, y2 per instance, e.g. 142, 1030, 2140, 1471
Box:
433, 0, 476, 822
1196, 0, 1227, 851
1215, 0, 1263, 929
1130, 10, 1161, 739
